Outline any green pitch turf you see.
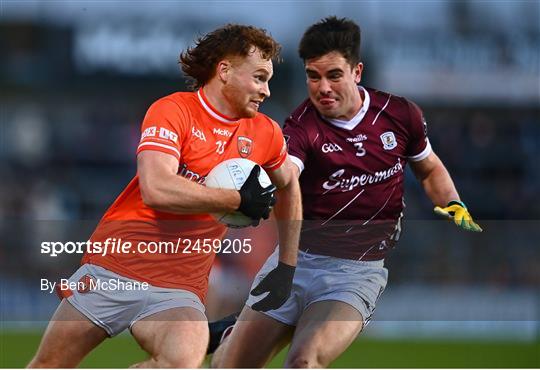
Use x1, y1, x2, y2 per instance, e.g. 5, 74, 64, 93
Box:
1, 330, 538, 368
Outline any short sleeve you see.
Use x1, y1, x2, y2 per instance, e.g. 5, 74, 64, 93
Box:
262, 119, 288, 172
136, 98, 188, 160
283, 115, 310, 172
406, 100, 431, 162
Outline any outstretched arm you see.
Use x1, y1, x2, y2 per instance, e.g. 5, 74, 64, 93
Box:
410, 151, 459, 206
410, 151, 482, 232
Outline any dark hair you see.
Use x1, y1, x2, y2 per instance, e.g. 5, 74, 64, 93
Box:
180, 24, 281, 89
299, 16, 361, 66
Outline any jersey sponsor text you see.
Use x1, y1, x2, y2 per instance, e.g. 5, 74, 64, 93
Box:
322, 159, 403, 192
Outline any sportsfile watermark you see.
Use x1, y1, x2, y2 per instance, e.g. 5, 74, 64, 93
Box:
1, 220, 538, 324
41, 237, 253, 257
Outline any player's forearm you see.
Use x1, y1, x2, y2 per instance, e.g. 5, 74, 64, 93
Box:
140, 173, 240, 214
420, 163, 460, 206
273, 177, 302, 267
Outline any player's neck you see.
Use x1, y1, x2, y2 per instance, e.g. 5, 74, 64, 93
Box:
344, 88, 365, 121
324, 89, 364, 122
201, 83, 239, 120
322, 87, 370, 131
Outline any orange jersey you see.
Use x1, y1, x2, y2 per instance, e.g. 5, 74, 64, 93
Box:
82, 89, 287, 302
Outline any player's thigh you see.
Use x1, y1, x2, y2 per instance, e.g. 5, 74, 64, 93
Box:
28, 299, 108, 368
130, 307, 208, 368
214, 305, 294, 368
284, 300, 363, 368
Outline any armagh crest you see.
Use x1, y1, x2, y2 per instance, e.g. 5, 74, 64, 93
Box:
237, 136, 253, 157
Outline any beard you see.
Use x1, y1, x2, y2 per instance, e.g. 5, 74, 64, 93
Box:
222, 82, 257, 119
313, 101, 341, 119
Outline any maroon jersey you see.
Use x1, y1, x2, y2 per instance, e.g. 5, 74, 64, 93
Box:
284, 86, 430, 260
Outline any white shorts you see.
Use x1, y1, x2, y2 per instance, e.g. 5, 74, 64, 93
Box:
63, 264, 206, 336
246, 249, 388, 326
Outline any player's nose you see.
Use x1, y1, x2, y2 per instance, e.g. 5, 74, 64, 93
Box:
319, 78, 332, 95
260, 82, 270, 98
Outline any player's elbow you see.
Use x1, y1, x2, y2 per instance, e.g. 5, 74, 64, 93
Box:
140, 188, 159, 209
277, 174, 301, 200
139, 180, 165, 209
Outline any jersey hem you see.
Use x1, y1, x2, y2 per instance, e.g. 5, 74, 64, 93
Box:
408, 139, 432, 162
137, 143, 181, 159
264, 152, 288, 172
299, 246, 387, 262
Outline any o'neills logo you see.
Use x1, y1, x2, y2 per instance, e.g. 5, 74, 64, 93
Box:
77, 274, 96, 293
323, 159, 403, 192
346, 134, 368, 143
237, 136, 253, 158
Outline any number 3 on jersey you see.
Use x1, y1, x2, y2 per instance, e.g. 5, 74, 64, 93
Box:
216, 140, 226, 155
354, 142, 366, 157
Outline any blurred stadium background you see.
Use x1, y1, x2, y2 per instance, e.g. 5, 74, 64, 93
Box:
1, 0, 539, 367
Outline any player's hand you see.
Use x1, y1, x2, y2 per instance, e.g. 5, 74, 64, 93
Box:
434, 200, 482, 232
250, 262, 295, 312
238, 165, 277, 221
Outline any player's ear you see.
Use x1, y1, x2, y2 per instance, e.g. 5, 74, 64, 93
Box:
353, 62, 363, 84
217, 60, 232, 83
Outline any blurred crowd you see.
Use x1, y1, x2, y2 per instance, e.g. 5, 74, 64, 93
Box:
1, 87, 538, 293
1, 1, 538, 311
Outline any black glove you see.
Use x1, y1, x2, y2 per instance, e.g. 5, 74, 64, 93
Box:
250, 262, 295, 312
238, 165, 277, 220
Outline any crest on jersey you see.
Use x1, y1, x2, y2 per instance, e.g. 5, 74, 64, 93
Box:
77, 274, 96, 294
237, 136, 253, 158
380, 131, 397, 150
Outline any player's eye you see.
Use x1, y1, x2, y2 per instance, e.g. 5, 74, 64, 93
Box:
329, 74, 342, 81
254, 75, 267, 82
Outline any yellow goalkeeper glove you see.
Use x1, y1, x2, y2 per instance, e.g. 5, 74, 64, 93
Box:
434, 200, 482, 232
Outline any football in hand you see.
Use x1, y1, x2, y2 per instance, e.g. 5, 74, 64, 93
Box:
205, 158, 272, 228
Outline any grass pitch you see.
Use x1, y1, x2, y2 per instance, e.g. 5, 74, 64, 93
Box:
1, 330, 538, 368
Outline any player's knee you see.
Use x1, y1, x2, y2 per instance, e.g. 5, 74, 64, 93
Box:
156, 358, 201, 368
285, 353, 324, 368
154, 353, 204, 369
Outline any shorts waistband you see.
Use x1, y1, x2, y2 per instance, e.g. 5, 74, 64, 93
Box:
298, 250, 384, 267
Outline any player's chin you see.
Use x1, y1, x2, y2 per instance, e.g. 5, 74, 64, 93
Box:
242, 106, 258, 118
317, 105, 339, 118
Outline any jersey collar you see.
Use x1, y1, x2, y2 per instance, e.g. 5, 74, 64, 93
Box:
197, 89, 239, 124
324, 86, 370, 131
